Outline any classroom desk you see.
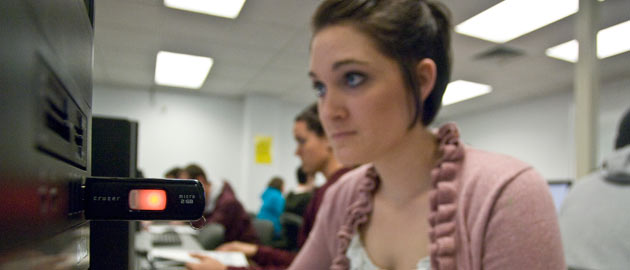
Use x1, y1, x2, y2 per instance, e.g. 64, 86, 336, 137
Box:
135, 229, 203, 270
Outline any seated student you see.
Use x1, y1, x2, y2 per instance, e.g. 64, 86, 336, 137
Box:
179, 164, 259, 244
185, 104, 352, 270
284, 166, 315, 217
257, 177, 286, 239
560, 108, 630, 269
289, 0, 564, 269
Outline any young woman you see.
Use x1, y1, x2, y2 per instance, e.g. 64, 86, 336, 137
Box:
290, 0, 565, 269
186, 104, 352, 270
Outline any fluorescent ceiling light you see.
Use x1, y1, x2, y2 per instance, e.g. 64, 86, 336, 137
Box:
442, 80, 492, 106
155, 51, 213, 89
546, 20, 630, 62
164, 0, 246, 19
546, 40, 579, 62
455, 0, 578, 43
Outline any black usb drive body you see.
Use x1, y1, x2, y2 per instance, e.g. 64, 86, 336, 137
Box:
84, 177, 205, 220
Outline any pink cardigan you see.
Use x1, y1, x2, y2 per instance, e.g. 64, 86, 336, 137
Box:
289, 124, 565, 270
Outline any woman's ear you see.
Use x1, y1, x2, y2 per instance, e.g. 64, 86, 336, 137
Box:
416, 58, 437, 102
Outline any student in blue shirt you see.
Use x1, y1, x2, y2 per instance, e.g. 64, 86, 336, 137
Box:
257, 177, 285, 238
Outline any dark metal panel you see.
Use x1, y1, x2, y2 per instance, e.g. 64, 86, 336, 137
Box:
89, 117, 139, 270
0, 0, 93, 268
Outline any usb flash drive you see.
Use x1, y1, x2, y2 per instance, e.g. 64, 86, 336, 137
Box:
84, 177, 205, 220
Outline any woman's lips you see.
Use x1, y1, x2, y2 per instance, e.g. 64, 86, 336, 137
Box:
331, 131, 357, 140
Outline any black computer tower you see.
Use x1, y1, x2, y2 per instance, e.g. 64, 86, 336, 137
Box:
0, 0, 94, 269
90, 117, 139, 270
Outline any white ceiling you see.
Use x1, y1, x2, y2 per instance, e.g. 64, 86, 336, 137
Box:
93, 0, 630, 119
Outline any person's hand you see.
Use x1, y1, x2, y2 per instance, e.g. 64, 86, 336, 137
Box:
185, 254, 227, 270
216, 241, 258, 257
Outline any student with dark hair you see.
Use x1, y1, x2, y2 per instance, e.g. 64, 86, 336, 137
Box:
560, 108, 630, 269
257, 177, 286, 238
284, 166, 315, 217
186, 104, 352, 270
296, 166, 307, 184
282, 166, 316, 250
180, 164, 258, 244
615, 109, 630, 149
289, 0, 564, 269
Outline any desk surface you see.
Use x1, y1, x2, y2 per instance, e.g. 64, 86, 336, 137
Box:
136, 231, 203, 252
135, 230, 203, 270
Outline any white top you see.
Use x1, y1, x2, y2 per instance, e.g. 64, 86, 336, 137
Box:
346, 234, 431, 270
203, 178, 224, 214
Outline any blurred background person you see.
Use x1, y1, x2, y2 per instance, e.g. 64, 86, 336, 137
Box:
284, 166, 315, 217
257, 177, 286, 239
180, 164, 259, 244
186, 104, 352, 270
560, 108, 630, 270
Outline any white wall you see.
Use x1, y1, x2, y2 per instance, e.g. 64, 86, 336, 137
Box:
92, 86, 309, 211
440, 77, 630, 180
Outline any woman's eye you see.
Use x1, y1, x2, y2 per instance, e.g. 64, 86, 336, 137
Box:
345, 72, 365, 87
312, 81, 326, 97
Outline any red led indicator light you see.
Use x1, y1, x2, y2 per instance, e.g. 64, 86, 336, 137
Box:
129, 189, 167, 211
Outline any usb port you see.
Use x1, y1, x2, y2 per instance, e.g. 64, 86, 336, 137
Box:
74, 125, 84, 135
74, 114, 84, 135
45, 112, 70, 142
75, 135, 83, 146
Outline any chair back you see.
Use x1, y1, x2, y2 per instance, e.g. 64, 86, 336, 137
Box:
196, 223, 225, 250
252, 218, 274, 246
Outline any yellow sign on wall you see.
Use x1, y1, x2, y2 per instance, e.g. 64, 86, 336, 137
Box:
255, 135, 272, 164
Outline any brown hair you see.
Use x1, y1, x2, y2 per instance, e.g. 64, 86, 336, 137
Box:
183, 164, 207, 183
295, 103, 325, 137
312, 0, 452, 126
164, 167, 181, 178
268, 176, 284, 191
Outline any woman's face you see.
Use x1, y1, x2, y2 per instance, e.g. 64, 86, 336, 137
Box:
293, 121, 331, 174
309, 24, 415, 165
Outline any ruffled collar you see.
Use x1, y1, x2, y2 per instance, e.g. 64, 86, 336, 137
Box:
331, 123, 465, 270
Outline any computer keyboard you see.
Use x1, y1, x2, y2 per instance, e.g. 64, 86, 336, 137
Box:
152, 231, 182, 246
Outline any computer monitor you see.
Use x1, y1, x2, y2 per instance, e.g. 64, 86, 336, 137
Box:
548, 181, 572, 212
